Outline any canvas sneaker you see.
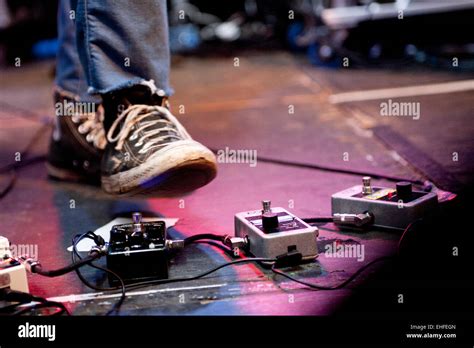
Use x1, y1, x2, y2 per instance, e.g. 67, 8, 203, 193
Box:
100, 81, 217, 195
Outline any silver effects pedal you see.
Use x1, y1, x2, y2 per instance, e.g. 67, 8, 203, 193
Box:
234, 200, 318, 261
0, 236, 29, 293
331, 176, 438, 230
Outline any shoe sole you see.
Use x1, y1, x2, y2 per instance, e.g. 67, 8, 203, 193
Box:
101, 141, 217, 196
46, 162, 101, 185
46, 162, 83, 181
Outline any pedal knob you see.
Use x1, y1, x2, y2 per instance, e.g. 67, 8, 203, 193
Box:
132, 212, 143, 233
261, 200, 279, 232
132, 212, 142, 224
396, 182, 412, 202
362, 176, 373, 195
262, 200, 271, 213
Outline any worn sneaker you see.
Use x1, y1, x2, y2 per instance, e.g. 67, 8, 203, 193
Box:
100, 82, 217, 196
46, 88, 106, 183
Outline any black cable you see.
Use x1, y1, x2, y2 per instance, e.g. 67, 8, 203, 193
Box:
31, 231, 243, 315
71, 230, 261, 314
69, 228, 395, 313
302, 217, 334, 224
397, 219, 423, 256
0, 302, 27, 315
71, 232, 126, 316
0, 289, 45, 305
192, 240, 235, 257
0, 155, 48, 199
271, 219, 421, 290
0, 288, 69, 316
122, 257, 276, 292
16, 222, 416, 315
0, 120, 52, 199
183, 233, 226, 246
11, 301, 69, 316
271, 256, 394, 290
72, 230, 273, 314
71, 233, 120, 292
0, 84, 436, 204
0, 155, 48, 174
0, 170, 17, 199
0, 100, 46, 122
42, 224, 411, 314
69, 229, 398, 313
209, 148, 425, 186
0, 108, 427, 201
103, 258, 275, 313
31, 251, 102, 277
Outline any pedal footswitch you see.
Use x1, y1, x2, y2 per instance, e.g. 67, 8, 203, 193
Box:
234, 200, 318, 261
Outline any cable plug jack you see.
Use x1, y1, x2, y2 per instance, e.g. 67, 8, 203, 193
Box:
17, 256, 40, 274
333, 212, 374, 228
223, 236, 249, 251
89, 244, 108, 256
166, 239, 185, 250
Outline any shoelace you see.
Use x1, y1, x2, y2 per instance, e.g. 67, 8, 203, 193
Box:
72, 107, 106, 150
107, 104, 191, 153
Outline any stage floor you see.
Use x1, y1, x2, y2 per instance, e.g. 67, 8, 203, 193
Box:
0, 51, 472, 315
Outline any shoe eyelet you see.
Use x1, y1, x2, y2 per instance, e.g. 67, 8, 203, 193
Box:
72, 116, 80, 123
134, 141, 143, 147
130, 133, 138, 140
78, 125, 86, 134
83, 160, 90, 169
86, 134, 93, 142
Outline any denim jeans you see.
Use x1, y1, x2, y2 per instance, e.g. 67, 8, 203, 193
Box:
55, 0, 172, 101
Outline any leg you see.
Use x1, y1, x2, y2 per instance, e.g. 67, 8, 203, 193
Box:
53, 0, 216, 195
55, 0, 98, 103
74, 0, 173, 96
